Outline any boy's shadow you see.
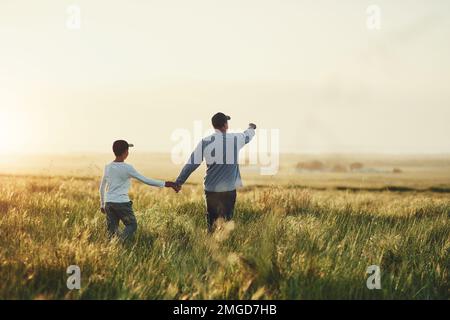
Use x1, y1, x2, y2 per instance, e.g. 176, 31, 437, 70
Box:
87, 229, 156, 251
128, 231, 156, 250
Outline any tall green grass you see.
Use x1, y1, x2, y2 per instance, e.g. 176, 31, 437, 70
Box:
0, 176, 448, 299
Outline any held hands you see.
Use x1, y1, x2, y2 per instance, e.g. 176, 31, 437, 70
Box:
249, 123, 257, 129
165, 181, 181, 193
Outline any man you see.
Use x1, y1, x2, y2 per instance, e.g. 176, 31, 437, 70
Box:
175, 112, 256, 232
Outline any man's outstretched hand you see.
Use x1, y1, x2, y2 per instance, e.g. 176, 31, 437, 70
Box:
165, 181, 181, 193
249, 123, 257, 129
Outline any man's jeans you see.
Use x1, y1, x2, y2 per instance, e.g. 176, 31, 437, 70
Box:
204, 190, 237, 232
104, 201, 137, 240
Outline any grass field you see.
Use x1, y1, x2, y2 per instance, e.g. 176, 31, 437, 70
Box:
0, 154, 449, 299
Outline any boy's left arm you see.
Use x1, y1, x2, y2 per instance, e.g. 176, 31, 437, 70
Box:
128, 166, 166, 188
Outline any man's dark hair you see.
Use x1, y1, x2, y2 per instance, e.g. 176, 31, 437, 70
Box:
112, 140, 131, 156
211, 112, 231, 129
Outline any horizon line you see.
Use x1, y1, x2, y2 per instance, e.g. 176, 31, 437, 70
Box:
4, 151, 450, 157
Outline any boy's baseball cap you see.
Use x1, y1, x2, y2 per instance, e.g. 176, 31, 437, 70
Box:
211, 112, 231, 128
112, 140, 134, 156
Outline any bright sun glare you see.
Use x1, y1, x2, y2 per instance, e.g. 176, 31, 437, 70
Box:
0, 86, 34, 153
0, 108, 29, 153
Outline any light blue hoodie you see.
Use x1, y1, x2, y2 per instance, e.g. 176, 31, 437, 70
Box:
176, 128, 255, 192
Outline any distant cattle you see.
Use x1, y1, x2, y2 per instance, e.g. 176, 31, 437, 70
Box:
296, 160, 325, 171
349, 162, 364, 171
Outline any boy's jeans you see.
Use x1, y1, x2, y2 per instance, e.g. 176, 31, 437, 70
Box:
104, 201, 137, 240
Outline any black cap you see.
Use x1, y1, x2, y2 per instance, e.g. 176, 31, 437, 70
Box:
112, 140, 134, 156
211, 112, 231, 129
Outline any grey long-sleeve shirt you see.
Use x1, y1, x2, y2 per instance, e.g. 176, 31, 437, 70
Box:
175, 128, 255, 192
100, 162, 164, 207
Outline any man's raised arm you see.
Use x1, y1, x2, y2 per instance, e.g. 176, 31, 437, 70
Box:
237, 123, 256, 149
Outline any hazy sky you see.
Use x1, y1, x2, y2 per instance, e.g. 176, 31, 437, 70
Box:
1, 0, 449, 154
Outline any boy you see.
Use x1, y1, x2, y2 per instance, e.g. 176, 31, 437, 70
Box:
99, 140, 179, 240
